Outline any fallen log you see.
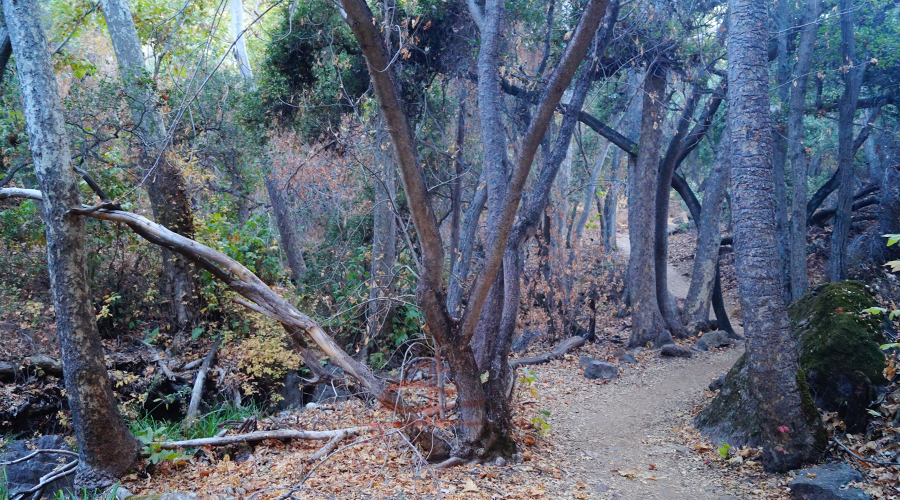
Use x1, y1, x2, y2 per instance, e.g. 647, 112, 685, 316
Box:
157, 428, 366, 450
509, 335, 586, 368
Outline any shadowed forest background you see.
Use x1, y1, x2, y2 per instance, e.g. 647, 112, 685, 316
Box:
1, 0, 900, 498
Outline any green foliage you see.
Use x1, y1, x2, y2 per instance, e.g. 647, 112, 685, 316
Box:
717, 442, 732, 459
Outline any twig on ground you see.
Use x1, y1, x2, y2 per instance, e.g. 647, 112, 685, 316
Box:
306, 429, 358, 463
0, 449, 78, 466
158, 428, 368, 450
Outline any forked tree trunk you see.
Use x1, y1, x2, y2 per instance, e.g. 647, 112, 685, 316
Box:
341, 0, 610, 458
100, 0, 200, 327
2, 0, 140, 486
829, 0, 864, 282
447, 179, 486, 318
726, 0, 824, 472
627, 66, 667, 347
788, 0, 823, 302
683, 125, 730, 333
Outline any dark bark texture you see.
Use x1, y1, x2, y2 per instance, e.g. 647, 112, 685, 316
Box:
2, 0, 141, 486
264, 173, 307, 284
626, 66, 667, 347
726, 0, 824, 472
788, 0, 823, 302
828, 0, 864, 282
684, 126, 730, 333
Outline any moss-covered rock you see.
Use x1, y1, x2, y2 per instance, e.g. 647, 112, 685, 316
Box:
696, 281, 886, 446
789, 281, 886, 431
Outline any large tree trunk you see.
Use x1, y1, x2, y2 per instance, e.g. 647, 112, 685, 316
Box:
787, 0, 823, 302
364, 124, 398, 359
2, 0, 141, 486
726, 0, 824, 472
683, 125, 730, 334
828, 0, 864, 282
100, 0, 200, 327
265, 173, 307, 285
0, 12, 11, 87
626, 66, 667, 347
229, 0, 253, 79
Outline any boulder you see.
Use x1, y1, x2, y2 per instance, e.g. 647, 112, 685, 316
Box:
27, 355, 62, 377
584, 360, 618, 381
656, 330, 675, 347
790, 281, 887, 432
0, 435, 75, 499
659, 344, 692, 358
788, 463, 870, 499
709, 374, 726, 391
695, 330, 738, 352
696, 281, 882, 448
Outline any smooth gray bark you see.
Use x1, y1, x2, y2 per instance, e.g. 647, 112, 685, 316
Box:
787, 0, 822, 302
229, 0, 253, 79
2, 0, 140, 485
100, 0, 199, 326
573, 140, 611, 246
683, 126, 730, 333
365, 124, 398, 358
828, 0, 864, 282
726, 0, 823, 472
446, 179, 486, 318
626, 66, 667, 347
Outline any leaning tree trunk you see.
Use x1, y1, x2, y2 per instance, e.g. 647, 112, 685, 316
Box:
364, 123, 398, 360
788, 0, 823, 302
1, 0, 141, 486
829, 0, 864, 282
626, 66, 667, 347
725, 0, 824, 472
100, 0, 199, 327
653, 87, 700, 339
683, 125, 730, 334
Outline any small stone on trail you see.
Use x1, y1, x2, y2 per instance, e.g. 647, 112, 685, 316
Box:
788, 464, 871, 500
695, 330, 738, 351
709, 374, 726, 391
584, 360, 618, 380
656, 330, 675, 347
619, 352, 637, 364
659, 344, 693, 358
493, 456, 507, 467
595, 482, 611, 493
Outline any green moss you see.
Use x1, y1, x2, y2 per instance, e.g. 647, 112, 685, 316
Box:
796, 368, 828, 449
790, 281, 886, 393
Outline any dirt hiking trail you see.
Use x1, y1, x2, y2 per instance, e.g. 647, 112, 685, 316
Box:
523, 229, 750, 499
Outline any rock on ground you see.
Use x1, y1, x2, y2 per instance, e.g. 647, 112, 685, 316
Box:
584, 360, 618, 381
659, 344, 693, 358
695, 330, 738, 351
0, 435, 75, 500
788, 463, 871, 500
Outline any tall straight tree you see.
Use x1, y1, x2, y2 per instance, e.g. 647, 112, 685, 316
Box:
727, 0, 823, 471
829, 0, 864, 281
626, 66, 667, 347
788, 0, 823, 302
1, 0, 140, 486
100, 0, 199, 326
